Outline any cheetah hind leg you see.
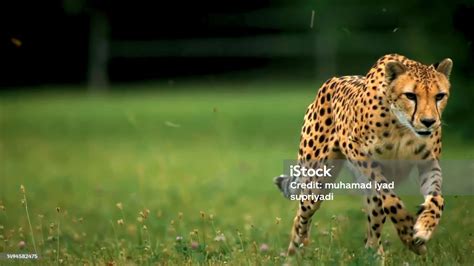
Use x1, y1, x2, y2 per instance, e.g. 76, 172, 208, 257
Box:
287, 199, 320, 255
286, 162, 343, 255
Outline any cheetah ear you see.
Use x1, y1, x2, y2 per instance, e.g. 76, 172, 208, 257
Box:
433, 58, 453, 79
385, 61, 407, 83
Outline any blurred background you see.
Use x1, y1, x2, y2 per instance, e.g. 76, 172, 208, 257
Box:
1, 1, 472, 84
0, 1, 473, 264
2, 0, 473, 133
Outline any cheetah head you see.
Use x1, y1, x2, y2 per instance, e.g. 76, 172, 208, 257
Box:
385, 58, 453, 137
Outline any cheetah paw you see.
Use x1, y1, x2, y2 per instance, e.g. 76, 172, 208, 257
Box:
408, 241, 427, 255
413, 222, 432, 247
409, 222, 431, 255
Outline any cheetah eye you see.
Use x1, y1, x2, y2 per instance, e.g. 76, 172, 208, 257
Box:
404, 93, 417, 101
435, 93, 446, 101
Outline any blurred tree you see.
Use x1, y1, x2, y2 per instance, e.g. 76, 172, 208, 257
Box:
64, 0, 109, 91
87, 9, 109, 90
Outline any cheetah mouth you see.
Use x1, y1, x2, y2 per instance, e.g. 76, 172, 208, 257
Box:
416, 130, 432, 137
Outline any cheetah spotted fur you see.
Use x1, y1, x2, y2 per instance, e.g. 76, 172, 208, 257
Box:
275, 54, 452, 256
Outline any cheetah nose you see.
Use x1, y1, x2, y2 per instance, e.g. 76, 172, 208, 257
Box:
420, 118, 436, 128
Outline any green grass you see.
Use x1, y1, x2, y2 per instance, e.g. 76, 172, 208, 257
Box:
0, 83, 473, 265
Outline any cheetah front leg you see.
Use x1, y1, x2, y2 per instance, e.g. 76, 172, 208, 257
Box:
364, 193, 386, 255
348, 160, 427, 255
380, 190, 426, 255
413, 160, 444, 246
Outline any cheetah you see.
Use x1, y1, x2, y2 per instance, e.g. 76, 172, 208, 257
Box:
274, 54, 452, 256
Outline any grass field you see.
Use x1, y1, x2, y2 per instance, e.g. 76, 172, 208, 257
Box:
1, 83, 473, 265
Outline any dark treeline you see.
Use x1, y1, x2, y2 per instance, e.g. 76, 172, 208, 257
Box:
1, 0, 472, 87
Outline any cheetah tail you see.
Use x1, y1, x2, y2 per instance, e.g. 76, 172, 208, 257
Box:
273, 174, 298, 199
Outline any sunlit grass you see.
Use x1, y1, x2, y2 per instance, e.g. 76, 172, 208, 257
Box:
0, 84, 473, 264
